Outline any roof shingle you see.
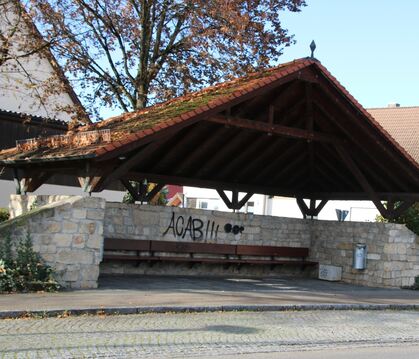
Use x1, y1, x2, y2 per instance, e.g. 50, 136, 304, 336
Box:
367, 106, 419, 165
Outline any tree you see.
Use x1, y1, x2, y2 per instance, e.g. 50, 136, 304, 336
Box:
29, 0, 306, 117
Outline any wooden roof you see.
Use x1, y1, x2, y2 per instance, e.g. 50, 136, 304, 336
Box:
1, 58, 418, 218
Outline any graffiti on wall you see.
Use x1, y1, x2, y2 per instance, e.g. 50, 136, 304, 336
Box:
163, 212, 245, 241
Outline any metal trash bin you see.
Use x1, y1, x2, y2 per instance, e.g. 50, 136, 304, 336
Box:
353, 244, 367, 270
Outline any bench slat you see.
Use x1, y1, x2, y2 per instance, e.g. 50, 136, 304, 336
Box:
104, 238, 150, 251
151, 240, 236, 255
236, 245, 308, 257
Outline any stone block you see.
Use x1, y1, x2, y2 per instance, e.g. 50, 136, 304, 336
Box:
87, 235, 103, 249
57, 249, 94, 265
80, 222, 97, 235
62, 270, 80, 282
53, 233, 73, 247
79, 266, 100, 281
87, 209, 104, 220
73, 209, 87, 219
72, 235, 87, 248
62, 221, 79, 233
43, 221, 61, 233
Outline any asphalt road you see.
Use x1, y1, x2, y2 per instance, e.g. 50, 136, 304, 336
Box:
1, 310, 419, 358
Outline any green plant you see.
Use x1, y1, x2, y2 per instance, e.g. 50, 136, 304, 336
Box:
0, 233, 60, 293
0, 208, 9, 223
122, 182, 168, 206
376, 202, 419, 236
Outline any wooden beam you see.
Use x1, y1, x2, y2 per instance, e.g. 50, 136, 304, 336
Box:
150, 124, 209, 173
232, 190, 239, 208
251, 142, 303, 183
214, 135, 268, 179
120, 179, 140, 201
194, 130, 253, 178
207, 115, 343, 144
313, 199, 328, 216
238, 192, 254, 208
296, 197, 309, 219
13, 168, 21, 195
174, 126, 226, 175
269, 151, 307, 185
385, 199, 415, 219
95, 135, 176, 191
296, 198, 328, 218
314, 100, 410, 191
217, 189, 233, 209
308, 71, 419, 188
20, 172, 51, 193
335, 145, 387, 217
144, 183, 165, 202
233, 138, 286, 181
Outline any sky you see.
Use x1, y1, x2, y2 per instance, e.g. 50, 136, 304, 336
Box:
279, 0, 419, 108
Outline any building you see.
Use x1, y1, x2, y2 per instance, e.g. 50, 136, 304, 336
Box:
0, 2, 125, 207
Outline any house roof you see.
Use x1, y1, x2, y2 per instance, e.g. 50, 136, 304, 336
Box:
367, 106, 419, 165
0, 57, 418, 203
1, 57, 417, 170
0, 58, 313, 162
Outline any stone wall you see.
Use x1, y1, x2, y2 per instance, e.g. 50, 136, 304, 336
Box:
103, 202, 419, 288
9, 194, 74, 219
1, 196, 105, 288
4, 195, 419, 289
310, 221, 419, 288
102, 203, 312, 277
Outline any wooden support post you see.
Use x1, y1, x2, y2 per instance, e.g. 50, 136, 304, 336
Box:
335, 145, 388, 217
217, 189, 253, 211
385, 199, 415, 220
296, 197, 328, 219
144, 183, 165, 202
120, 179, 140, 201
296, 198, 309, 219
13, 168, 21, 195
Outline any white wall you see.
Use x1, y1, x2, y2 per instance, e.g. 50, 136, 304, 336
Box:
183, 187, 379, 222
0, 3, 77, 122
0, 180, 123, 209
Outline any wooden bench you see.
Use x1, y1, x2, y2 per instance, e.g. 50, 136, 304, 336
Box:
103, 238, 318, 269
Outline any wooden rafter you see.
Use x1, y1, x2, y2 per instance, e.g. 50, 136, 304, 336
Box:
308, 71, 419, 188
296, 198, 328, 219
174, 126, 226, 176
12, 168, 52, 194
251, 142, 302, 183
214, 135, 268, 179
194, 130, 253, 178
120, 178, 165, 203
207, 115, 343, 144
216, 189, 254, 210
314, 99, 410, 191
335, 145, 388, 217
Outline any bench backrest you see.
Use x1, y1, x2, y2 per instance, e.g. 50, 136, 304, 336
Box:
104, 238, 308, 258
236, 245, 308, 258
104, 238, 150, 251
151, 240, 236, 255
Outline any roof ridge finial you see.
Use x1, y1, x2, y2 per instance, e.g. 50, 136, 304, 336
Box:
310, 40, 316, 58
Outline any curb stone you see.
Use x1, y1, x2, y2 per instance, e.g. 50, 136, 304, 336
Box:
1, 303, 419, 319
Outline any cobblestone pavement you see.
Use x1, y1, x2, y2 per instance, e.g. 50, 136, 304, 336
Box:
1, 310, 419, 358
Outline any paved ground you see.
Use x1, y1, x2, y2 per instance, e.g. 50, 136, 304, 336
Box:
208, 345, 419, 359
1, 275, 419, 315
1, 310, 419, 358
